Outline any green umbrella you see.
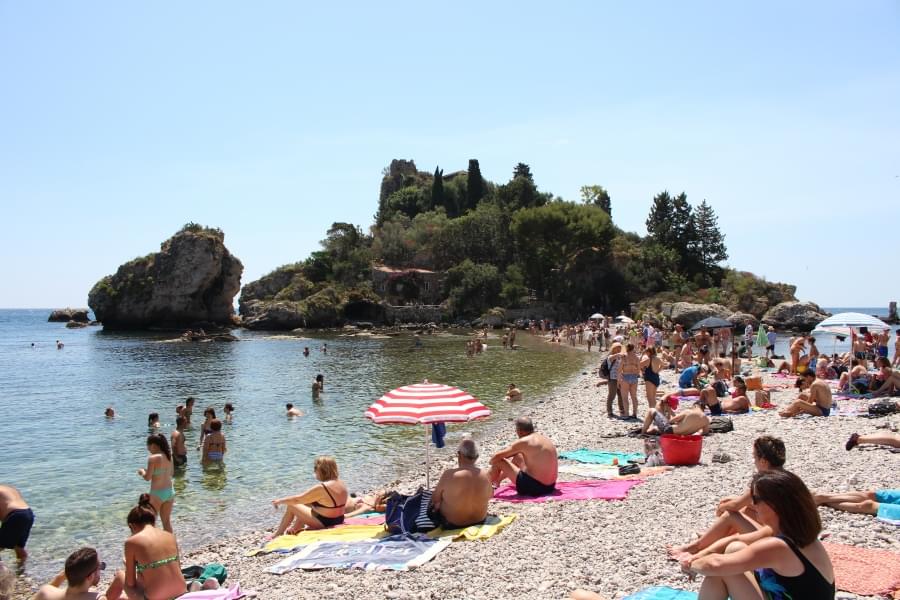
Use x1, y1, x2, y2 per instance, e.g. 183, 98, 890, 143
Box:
755, 324, 768, 349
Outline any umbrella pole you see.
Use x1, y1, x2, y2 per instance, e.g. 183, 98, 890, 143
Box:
425, 424, 431, 489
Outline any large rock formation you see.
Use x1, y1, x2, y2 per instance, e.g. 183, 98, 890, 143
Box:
239, 262, 386, 330
88, 225, 243, 329
728, 312, 758, 328
762, 301, 830, 331
669, 302, 732, 326
48, 308, 89, 322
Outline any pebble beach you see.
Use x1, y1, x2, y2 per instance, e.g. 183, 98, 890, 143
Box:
10, 343, 899, 600
173, 346, 900, 600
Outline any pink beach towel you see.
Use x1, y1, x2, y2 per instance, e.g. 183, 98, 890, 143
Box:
493, 479, 642, 503
823, 542, 900, 596
344, 513, 385, 526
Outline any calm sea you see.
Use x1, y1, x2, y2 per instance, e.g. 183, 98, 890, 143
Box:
0, 309, 589, 581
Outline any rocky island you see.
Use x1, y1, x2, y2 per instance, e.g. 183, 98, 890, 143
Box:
87, 224, 243, 330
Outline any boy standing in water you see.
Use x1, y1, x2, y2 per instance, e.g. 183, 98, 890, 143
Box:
171, 416, 188, 468
183, 397, 195, 425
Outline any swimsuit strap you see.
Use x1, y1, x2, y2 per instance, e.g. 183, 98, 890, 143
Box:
135, 554, 178, 574
320, 482, 345, 509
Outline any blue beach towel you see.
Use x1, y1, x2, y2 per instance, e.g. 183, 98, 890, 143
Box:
625, 586, 698, 600
559, 449, 645, 465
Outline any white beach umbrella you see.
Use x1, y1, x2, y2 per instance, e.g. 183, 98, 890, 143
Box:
816, 313, 889, 332
590, 313, 604, 320
615, 315, 634, 323
815, 313, 890, 356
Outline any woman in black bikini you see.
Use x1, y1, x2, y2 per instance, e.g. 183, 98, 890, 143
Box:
640, 346, 662, 409
270, 456, 348, 536
683, 469, 835, 599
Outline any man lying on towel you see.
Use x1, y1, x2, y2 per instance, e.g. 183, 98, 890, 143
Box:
488, 417, 558, 497
428, 438, 493, 529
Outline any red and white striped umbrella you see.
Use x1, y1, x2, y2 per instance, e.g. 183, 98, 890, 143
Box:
365, 382, 490, 425
365, 381, 490, 487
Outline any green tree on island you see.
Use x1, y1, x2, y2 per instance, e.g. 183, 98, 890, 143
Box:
580, 184, 611, 217
466, 159, 486, 211
430, 166, 443, 212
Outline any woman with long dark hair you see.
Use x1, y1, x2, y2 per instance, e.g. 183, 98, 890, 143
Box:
137, 433, 175, 533
683, 469, 834, 599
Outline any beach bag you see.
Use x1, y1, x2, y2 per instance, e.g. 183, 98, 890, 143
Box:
384, 488, 435, 534
712, 380, 729, 397
868, 400, 899, 417
599, 357, 611, 379
709, 417, 734, 434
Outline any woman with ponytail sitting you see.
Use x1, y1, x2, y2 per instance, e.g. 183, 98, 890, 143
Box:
122, 494, 186, 600
137, 434, 175, 533
681, 470, 835, 599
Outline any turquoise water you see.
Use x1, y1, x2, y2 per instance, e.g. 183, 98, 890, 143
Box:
0, 309, 589, 580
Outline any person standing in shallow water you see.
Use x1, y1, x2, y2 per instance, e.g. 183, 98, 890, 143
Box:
183, 397, 195, 425
312, 374, 324, 397
171, 416, 187, 469
137, 434, 175, 533
201, 419, 226, 465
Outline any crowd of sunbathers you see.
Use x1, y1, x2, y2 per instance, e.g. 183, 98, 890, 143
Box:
4, 318, 898, 600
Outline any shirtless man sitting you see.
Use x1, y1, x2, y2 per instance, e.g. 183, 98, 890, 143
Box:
779, 371, 833, 417
488, 417, 558, 497
286, 403, 304, 417
702, 376, 751, 414
32, 547, 125, 600
428, 439, 493, 529
669, 402, 711, 435
0, 484, 34, 561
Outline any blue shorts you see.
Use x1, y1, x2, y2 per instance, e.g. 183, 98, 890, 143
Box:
875, 489, 900, 505
621, 374, 639, 384
876, 502, 900, 523
878, 346, 889, 358
818, 405, 831, 417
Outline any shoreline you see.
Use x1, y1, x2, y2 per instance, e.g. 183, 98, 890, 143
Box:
12, 346, 900, 599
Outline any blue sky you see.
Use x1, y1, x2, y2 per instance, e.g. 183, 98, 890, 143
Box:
1, 1, 898, 308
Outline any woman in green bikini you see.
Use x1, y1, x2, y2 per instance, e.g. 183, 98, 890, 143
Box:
137, 433, 175, 533
122, 494, 186, 600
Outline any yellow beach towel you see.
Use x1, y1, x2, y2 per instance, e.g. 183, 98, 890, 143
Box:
427, 514, 517, 541
247, 525, 387, 556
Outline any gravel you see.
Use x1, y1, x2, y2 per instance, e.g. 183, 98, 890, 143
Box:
13, 348, 900, 599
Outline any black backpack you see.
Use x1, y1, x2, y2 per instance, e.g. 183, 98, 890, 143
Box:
709, 416, 734, 434
599, 358, 611, 378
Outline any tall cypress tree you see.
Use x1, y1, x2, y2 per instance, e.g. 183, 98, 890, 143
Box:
430, 166, 444, 212
513, 162, 533, 182
690, 199, 728, 271
645, 191, 675, 247
466, 159, 485, 211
